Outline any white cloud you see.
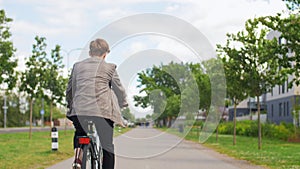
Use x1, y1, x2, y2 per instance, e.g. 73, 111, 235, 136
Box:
153, 36, 198, 62
96, 8, 133, 20
165, 4, 180, 12
2, 0, 289, 110
129, 42, 148, 54
34, 2, 90, 28
162, 0, 287, 46
12, 21, 70, 37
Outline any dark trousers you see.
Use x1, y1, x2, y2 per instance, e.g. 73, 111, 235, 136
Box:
70, 116, 115, 169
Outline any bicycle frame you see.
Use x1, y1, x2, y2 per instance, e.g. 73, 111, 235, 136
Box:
74, 120, 103, 169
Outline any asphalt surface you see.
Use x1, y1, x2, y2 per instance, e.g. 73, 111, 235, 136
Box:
0, 126, 74, 134
47, 127, 266, 169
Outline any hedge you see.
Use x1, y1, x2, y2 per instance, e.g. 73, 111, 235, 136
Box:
209, 120, 297, 141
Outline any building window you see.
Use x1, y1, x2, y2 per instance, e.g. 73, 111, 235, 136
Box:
287, 101, 289, 116
286, 79, 289, 93
282, 82, 285, 94
279, 103, 282, 117
271, 104, 274, 117
279, 37, 282, 45
279, 85, 281, 95
271, 88, 273, 96
279, 37, 287, 45
284, 102, 286, 116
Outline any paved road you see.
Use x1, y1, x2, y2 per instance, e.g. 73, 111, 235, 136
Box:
0, 126, 73, 134
47, 128, 266, 169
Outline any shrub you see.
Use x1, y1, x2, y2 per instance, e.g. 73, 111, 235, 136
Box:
215, 120, 294, 141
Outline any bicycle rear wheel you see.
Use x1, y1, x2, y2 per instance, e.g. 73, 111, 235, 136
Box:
94, 135, 102, 169
82, 144, 96, 169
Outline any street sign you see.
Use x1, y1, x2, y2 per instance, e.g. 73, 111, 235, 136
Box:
40, 109, 44, 115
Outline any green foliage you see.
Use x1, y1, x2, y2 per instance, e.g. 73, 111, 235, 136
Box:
20, 36, 48, 99
283, 0, 300, 11
44, 45, 67, 105
202, 58, 226, 107
0, 9, 18, 90
18, 36, 67, 127
134, 63, 182, 125
226, 19, 287, 98
217, 44, 248, 106
29, 97, 65, 120
43, 44, 67, 124
218, 121, 297, 141
134, 62, 205, 127
188, 62, 211, 110
122, 107, 135, 122
258, 0, 300, 86
218, 16, 291, 149
0, 93, 26, 127
292, 96, 300, 128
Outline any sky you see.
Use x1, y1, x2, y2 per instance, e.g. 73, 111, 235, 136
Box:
1, 0, 288, 118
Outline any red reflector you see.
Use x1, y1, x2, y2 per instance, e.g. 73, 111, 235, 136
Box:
79, 137, 90, 145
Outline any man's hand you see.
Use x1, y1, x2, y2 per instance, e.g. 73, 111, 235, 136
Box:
122, 103, 128, 108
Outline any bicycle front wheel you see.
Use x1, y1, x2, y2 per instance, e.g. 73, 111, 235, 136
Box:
81, 144, 96, 169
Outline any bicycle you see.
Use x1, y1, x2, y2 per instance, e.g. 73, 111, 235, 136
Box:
73, 120, 103, 169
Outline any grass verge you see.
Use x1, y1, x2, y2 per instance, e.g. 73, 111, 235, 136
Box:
0, 127, 130, 169
202, 134, 300, 169
161, 127, 300, 169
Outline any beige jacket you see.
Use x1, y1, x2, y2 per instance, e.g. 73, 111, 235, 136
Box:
66, 57, 127, 126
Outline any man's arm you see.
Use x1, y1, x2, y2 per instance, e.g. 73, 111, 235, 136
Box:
111, 70, 128, 108
66, 66, 75, 109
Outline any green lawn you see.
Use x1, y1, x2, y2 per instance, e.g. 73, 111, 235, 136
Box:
0, 127, 130, 169
168, 128, 300, 169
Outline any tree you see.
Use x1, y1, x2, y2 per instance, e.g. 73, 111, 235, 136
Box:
188, 63, 211, 112
134, 62, 199, 128
292, 93, 300, 137
282, 0, 300, 11
258, 1, 300, 87
217, 41, 248, 145
200, 58, 226, 143
122, 107, 135, 122
0, 92, 26, 127
44, 45, 67, 126
0, 9, 18, 90
134, 63, 181, 127
20, 36, 48, 139
222, 18, 288, 149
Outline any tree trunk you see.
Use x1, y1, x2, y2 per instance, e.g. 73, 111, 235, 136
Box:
64, 117, 67, 136
163, 118, 166, 127
29, 98, 33, 139
167, 116, 172, 127
217, 106, 226, 142
233, 101, 237, 145
197, 119, 200, 139
216, 125, 219, 142
257, 96, 262, 150
50, 100, 53, 127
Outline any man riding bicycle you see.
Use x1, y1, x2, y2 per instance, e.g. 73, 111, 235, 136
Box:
66, 38, 128, 169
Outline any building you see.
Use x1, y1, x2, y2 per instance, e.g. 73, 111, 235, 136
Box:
266, 77, 300, 124
228, 96, 266, 121
266, 31, 300, 124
